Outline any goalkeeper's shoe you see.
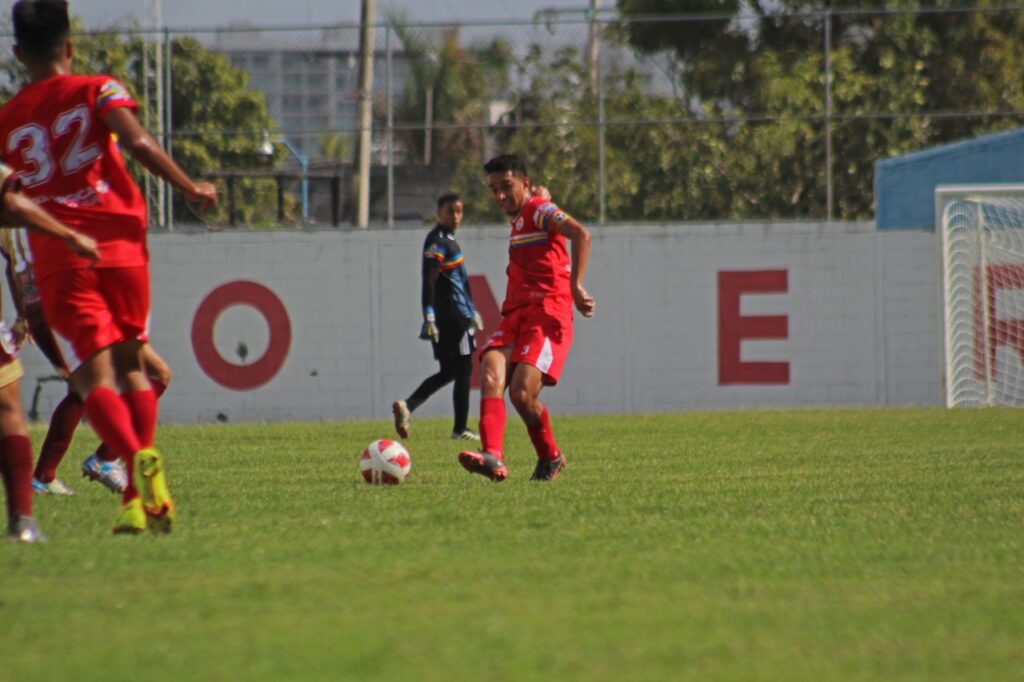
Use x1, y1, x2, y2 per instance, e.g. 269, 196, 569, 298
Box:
457, 451, 508, 482
392, 400, 411, 438
81, 453, 128, 494
133, 448, 175, 534
112, 498, 147, 535
529, 454, 566, 482
7, 514, 46, 544
33, 477, 75, 496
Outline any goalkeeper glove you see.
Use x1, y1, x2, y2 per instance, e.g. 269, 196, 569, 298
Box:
470, 311, 485, 333
419, 312, 438, 341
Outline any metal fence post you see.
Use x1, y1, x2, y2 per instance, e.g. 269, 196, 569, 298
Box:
597, 22, 606, 225
824, 8, 833, 223
165, 27, 174, 231
387, 26, 394, 227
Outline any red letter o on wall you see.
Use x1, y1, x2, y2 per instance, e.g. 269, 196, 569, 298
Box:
191, 281, 292, 391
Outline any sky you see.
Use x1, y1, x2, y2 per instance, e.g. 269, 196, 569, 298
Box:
66, 1, 607, 30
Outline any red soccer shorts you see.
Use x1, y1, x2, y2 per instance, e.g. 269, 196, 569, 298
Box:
482, 299, 574, 386
36, 265, 150, 369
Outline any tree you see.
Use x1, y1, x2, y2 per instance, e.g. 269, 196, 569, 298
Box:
615, 0, 1024, 219
388, 15, 512, 165
0, 20, 281, 226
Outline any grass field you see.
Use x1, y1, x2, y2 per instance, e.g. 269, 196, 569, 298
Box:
1, 407, 1022, 681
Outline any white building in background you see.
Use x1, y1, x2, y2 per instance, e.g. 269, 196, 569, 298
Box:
204, 28, 413, 158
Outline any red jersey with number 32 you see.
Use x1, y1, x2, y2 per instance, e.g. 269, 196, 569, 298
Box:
503, 195, 573, 314
0, 74, 147, 280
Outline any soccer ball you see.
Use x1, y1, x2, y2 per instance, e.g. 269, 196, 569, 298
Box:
360, 439, 412, 485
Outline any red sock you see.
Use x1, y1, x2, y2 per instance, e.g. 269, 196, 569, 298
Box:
34, 392, 84, 483
526, 406, 561, 461
83, 387, 141, 461
123, 389, 158, 448
0, 435, 34, 517
479, 397, 506, 458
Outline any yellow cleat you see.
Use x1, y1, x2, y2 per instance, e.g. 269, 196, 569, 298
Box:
133, 447, 175, 534
112, 498, 146, 535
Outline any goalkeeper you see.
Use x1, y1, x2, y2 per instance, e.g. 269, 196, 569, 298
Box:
392, 193, 483, 441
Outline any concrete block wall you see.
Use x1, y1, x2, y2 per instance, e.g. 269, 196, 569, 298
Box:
11, 222, 942, 424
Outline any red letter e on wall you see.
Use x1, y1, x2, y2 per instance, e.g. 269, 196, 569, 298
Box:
718, 270, 789, 385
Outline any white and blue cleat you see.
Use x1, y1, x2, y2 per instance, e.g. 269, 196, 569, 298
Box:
81, 453, 128, 494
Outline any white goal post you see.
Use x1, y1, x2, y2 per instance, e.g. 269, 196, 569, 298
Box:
938, 184, 1024, 407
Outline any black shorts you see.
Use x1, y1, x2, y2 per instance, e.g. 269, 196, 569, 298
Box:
433, 324, 476, 361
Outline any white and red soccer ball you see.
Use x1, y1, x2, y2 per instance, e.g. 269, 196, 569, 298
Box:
360, 439, 412, 485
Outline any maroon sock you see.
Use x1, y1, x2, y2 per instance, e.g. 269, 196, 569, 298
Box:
95, 443, 116, 463
123, 389, 158, 448
33, 392, 84, 483
527, 406, 561, 461
0, 435, 34, 517
479, 397, 506, 458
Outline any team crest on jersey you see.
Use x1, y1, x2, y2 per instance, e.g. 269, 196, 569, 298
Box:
513, 217, 525, 232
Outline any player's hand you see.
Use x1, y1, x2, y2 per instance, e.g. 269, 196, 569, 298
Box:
572, 284, 595, 317
419, 313, 438, 341
65, 231, 100, 263
11, 318, 30, 349
471, 311, 485, 332
186, 182, 218, 213
531, 185, 552, 201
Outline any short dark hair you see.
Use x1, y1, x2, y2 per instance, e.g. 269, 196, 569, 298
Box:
437, 192, 461, 210
13, 0, 70, 62
483, 154, 528, 177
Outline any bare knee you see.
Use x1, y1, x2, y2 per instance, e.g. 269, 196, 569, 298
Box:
508, 386, 536, 417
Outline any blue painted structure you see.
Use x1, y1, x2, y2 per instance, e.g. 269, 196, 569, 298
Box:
874, 127, 1024, 230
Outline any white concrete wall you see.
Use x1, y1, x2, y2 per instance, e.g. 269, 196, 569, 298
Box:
12, 222, 942, 424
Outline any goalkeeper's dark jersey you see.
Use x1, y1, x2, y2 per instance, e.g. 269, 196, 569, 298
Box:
422, 224, 476, 327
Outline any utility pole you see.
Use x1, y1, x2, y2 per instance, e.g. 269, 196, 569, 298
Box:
586, 0, 600, 94
354, 0, 375, 228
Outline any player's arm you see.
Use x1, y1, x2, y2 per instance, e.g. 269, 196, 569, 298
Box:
420, 245, 443, 340
0, 234, 26, 319
103, 108, 217, 211
0, 190, 100, 263
553, 216, 595, 317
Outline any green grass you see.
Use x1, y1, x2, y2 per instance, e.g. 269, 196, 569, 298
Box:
1, 407, 1022, 681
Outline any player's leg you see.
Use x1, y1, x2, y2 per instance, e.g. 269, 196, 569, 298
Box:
141, 344, 172, 397
508, 363, 565, 481
393, 334, 455, 438
0, 364, 45, 542
450, 353, 477, 440
32, 387, 82, 496
86, 343, 168, 491
112, 339, 173, 534
26, 306, 80, 495
457, 346, 511, 481
396, 363, 454, 438
507, 306, 573, 481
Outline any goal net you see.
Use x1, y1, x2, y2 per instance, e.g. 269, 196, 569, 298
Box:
939, 184, 1024, 407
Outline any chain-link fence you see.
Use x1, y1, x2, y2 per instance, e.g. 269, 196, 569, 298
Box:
1, 6, 1023, 229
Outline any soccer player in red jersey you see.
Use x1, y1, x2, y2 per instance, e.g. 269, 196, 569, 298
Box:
0, 1, 216, 533
458, 154, 595, 482
2, 227, 172, 497
0, 162, 99, 542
